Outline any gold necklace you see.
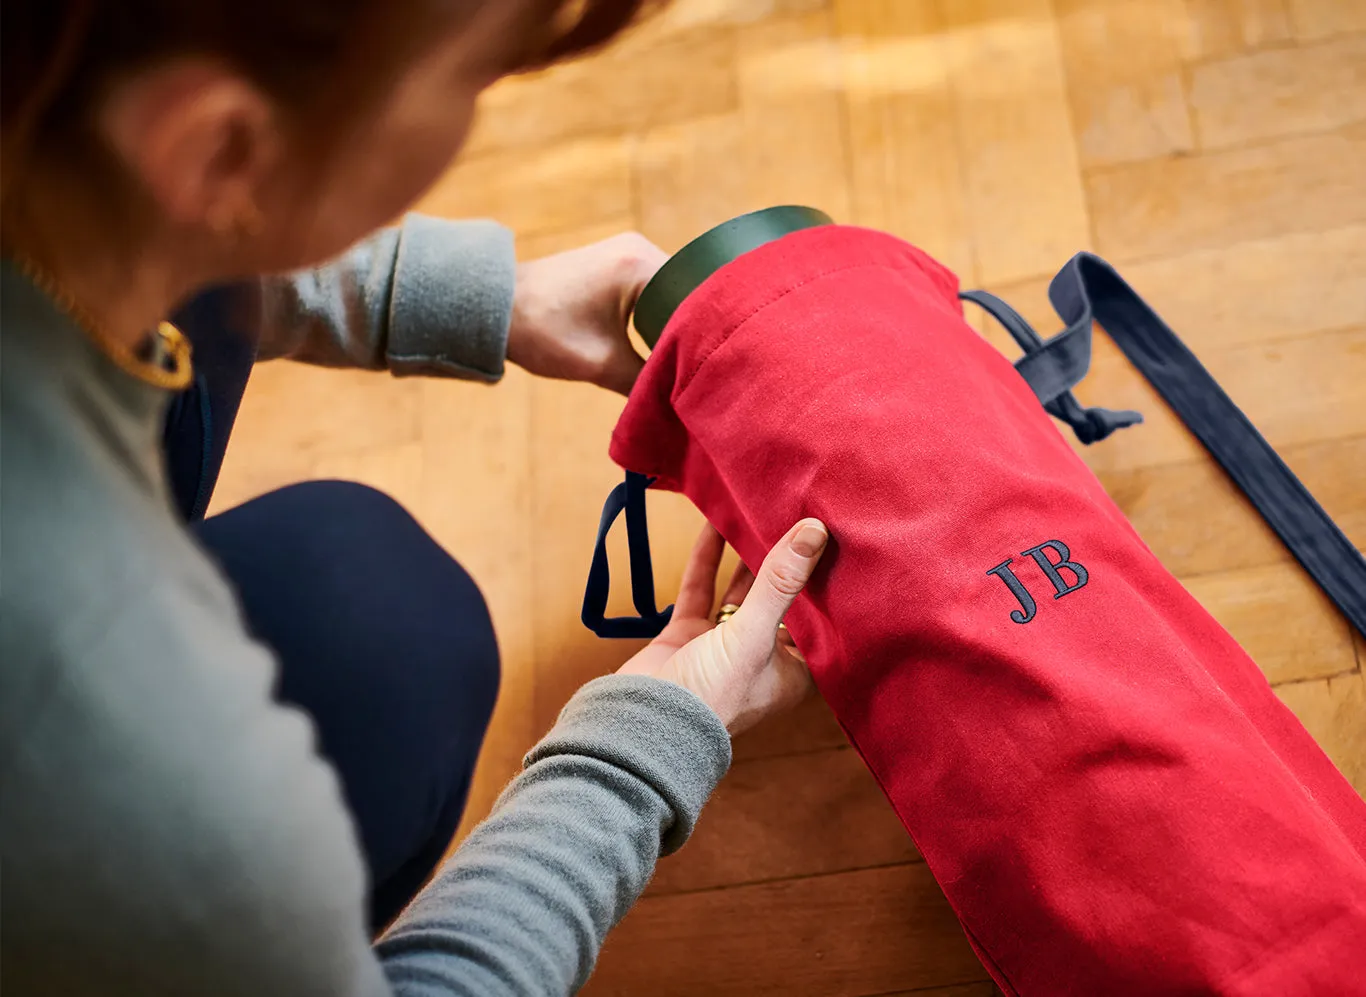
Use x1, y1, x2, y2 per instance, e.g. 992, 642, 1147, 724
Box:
9, 253, 193, 391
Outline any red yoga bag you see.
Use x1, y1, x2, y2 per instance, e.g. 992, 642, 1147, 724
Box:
589, 224, 1366, 995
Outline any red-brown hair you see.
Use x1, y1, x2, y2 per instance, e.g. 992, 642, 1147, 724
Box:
1, 0, 652, 202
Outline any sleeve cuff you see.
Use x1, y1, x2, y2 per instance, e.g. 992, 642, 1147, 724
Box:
386, 214, 516, 381
525, 674, 732, 855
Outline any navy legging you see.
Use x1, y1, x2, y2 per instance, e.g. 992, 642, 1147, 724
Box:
164, 293, 500, 931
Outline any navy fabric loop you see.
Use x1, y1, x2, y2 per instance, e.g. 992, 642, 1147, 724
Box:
581, 471, 674, 639
960, 288, 1143, 444
1048, 252, 1366, 638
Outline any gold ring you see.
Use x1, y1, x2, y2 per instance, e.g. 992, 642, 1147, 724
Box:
715, 603, 741, 624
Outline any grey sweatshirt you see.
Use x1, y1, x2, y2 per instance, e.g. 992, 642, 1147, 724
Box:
0, 215, 732, 996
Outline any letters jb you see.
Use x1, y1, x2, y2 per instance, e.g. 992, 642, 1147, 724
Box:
987, 540, 1089, 624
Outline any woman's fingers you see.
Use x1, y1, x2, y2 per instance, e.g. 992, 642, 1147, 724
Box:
673, 523, 726, 621
721, 559, 755, 608
619, 518, 829, 735
729, 519, 828, 647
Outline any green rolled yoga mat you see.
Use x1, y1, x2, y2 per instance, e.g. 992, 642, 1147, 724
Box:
633, 205, 833, 349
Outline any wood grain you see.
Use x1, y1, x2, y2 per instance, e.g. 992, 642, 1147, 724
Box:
1058, 326, 1366, 476
309, 441, 424, 505
1056, 0, 1194, 168
737, 10, 855, 224
1286, 0, 1366, 40
584, 863, 983, 996
211, 365, 422, 514
1179, 0, 1294, 60
636, 112, 756, 251
880, 985, 1001, 997
462, 27, 737, 157
648, 745, 919, 895
420, 372, 539, 844
978, 223, 1366, 356
1188, 33, 1366, 149
733, 692, 852, 761
1086, 124, 1366, 262
1181, 560, 1359, 684
416, 136, 634, 237
939, 0, 1093, 284
835, 0, 976, 276
1276, 671, 1366, 794
1099, 436, 1366, 576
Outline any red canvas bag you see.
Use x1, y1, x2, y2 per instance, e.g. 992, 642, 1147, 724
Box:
586, 224, 1366, 995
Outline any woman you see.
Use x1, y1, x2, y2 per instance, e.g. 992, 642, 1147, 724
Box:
0, 1, 830, 994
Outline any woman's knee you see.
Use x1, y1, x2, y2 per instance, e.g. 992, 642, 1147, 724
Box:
196, 479, 501, 724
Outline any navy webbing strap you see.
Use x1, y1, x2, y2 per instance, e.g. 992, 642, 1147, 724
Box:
581, 471, 674, 639
961, 288, 1144, 444
1045, 252, 1366, 638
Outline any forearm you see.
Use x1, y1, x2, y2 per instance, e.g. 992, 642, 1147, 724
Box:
374, 675, 731, 997
256, 214, 516, 381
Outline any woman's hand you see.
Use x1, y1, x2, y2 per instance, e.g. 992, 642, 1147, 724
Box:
618, 519, 830, 736
507, 232, 667, 396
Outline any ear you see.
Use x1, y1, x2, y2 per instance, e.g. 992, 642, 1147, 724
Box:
98, 61, 278, 230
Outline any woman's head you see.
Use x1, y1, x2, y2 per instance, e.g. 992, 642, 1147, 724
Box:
2, 0, 650, 281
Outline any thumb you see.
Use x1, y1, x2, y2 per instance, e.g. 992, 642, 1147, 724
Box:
729, 519, 829, 644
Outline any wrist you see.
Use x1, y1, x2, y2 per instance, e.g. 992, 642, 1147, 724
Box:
504, 261, 534, 366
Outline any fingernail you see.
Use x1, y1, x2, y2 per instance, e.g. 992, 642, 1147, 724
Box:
790, 521, 828, 558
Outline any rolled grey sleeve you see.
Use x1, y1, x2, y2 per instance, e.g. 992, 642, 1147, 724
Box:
375, 675, 731, 996
386, 216, 515, 381
256, 214, 516, 382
